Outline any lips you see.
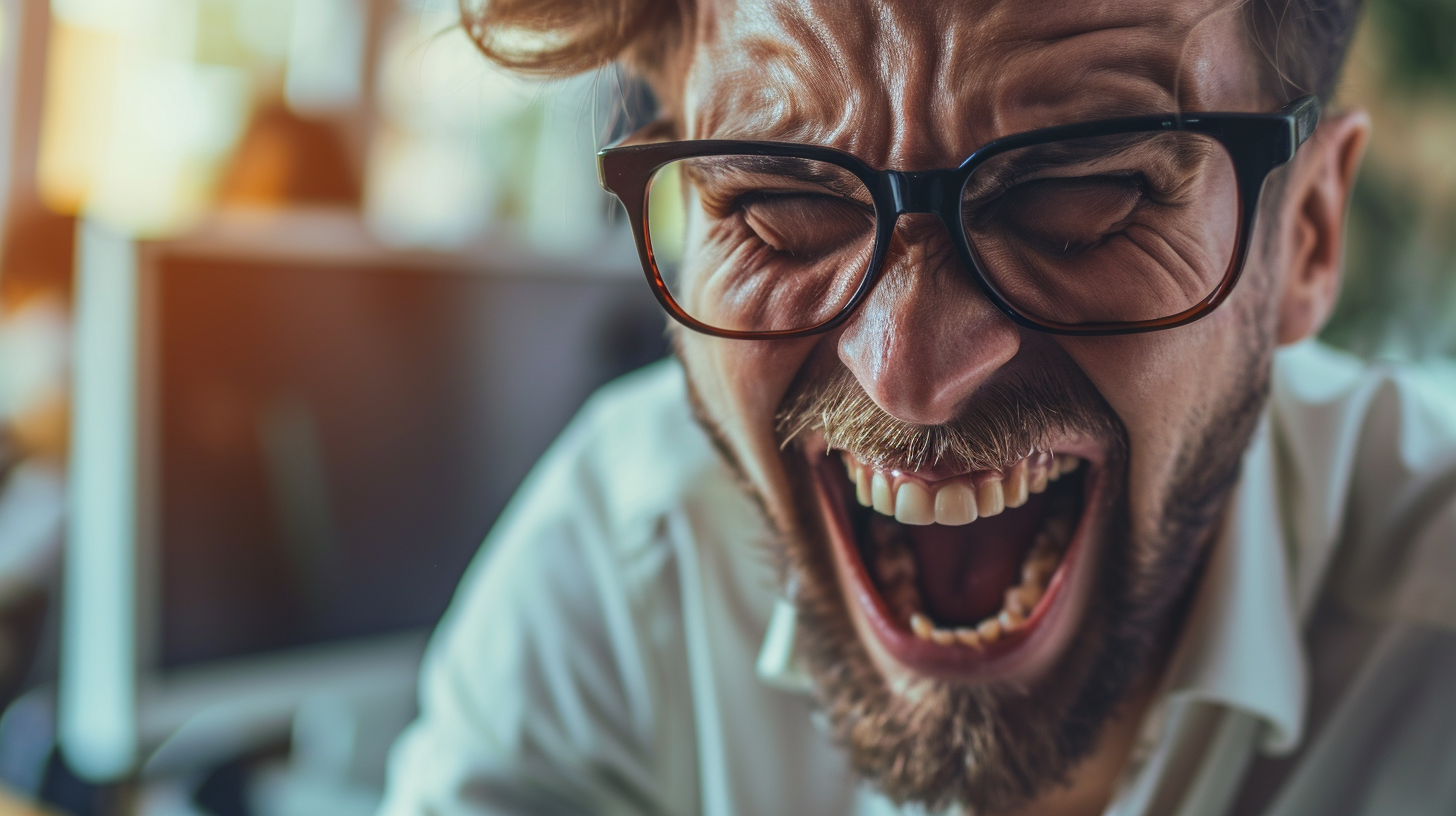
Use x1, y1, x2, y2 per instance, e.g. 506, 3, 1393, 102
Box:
810, 440, 1104, 678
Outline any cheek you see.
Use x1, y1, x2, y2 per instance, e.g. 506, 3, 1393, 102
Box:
678, 331, 822, 525
677, 226, 867, 336
1060, 299, 1260, 534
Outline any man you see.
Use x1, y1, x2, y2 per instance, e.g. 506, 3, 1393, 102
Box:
380, 1, 1456, 814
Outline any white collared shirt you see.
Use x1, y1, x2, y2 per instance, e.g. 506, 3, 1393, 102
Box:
379, 341, 1456, 816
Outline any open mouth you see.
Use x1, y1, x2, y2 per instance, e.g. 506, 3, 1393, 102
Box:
809, 440, 1104, 678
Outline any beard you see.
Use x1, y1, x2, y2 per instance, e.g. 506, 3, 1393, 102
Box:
680, 331, 1274, 813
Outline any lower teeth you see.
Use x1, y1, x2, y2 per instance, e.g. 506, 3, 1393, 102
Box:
873, 488, 1078, 648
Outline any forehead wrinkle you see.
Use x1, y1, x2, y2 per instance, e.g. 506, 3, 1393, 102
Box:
687, 0, 1262, 167
1170, 0, 1268, 110
693, 0, 983, 166
690, 0, 883, 146
870, 2, 961, 169
983, 0, 1218, 44
986, 0, 1253, 104
980, 33, 1186, 125
941, 0, 1254, 145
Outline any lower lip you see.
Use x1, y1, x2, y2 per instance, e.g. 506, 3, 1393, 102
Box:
812, 454, 1100, 680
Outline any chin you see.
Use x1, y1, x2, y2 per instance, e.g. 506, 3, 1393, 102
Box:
686, 344, 1258, 811
774, 428, 1141, 812
757, 360, 1183, 813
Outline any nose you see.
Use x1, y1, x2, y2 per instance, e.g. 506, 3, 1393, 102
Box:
836, 215, 1021, 427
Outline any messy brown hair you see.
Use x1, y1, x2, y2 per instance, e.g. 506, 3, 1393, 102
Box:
459, 0, 692, 106
461, 0, 1363, 109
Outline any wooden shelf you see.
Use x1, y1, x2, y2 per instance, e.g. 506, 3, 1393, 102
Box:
148, 207, 643, 281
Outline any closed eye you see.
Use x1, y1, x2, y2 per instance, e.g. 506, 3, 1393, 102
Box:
988, 175, 1146, 255
740, 193, 874, 258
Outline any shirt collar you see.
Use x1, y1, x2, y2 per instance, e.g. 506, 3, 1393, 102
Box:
1155, 410, 1307, 754
755, 592, 813, 692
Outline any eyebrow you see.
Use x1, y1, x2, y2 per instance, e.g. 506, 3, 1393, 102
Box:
684, 156, 873, 202
960, 132, 1212, 206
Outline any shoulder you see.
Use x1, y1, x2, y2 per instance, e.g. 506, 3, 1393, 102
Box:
1273, 341, 1456, 444
452, 357, 734, 631
1272, 341, 1456, 630
535, 357, 728, 537
1273, 341, 1456, 497
1271, 340, 1456, 487
381, 360, 725, 814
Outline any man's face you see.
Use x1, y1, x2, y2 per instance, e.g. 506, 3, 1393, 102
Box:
670, 0, 1283, 809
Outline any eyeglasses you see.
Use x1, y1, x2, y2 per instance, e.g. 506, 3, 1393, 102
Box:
597, 96, 1320, 339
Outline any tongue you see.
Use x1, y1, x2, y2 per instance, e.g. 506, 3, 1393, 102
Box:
910, 490, 1050, 626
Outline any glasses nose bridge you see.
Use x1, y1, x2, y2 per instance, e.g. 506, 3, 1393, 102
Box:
887, 169, 956, 218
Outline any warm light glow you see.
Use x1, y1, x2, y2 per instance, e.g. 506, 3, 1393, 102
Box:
364, 8, 531, 248
37, 2, 251, 236
364, 7, 613, 251
36, 21, 119, 214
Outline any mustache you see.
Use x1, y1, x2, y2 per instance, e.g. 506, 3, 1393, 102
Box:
774, 362, 1121, 473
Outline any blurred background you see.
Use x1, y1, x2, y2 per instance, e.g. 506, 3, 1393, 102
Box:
0, 0, 1446, 814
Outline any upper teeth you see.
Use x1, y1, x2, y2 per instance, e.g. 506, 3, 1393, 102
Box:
842, 450, 1081, 526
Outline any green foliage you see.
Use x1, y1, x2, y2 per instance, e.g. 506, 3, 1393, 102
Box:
1370, 0, 1456, 95
1320, 0, 1456, 359
1325, 171, 1456, 356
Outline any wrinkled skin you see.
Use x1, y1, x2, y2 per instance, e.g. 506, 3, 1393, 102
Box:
653, 0, 1369, 812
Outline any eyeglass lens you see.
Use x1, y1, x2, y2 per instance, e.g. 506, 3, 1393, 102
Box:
961, 131, 1239, 326
646, 155, 877, 333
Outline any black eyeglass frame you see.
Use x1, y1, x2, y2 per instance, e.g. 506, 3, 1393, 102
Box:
597, 95, 1321, 339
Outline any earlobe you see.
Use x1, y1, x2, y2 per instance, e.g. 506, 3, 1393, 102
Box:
1275, 108, 1372, 346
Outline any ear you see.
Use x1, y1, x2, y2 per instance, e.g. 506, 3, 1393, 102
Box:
1274, 107, 1371, 345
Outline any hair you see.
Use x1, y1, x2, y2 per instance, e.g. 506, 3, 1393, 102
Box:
460, 0, 1365, 108
459, 0, 691, 80
1243, 0, 1366, 104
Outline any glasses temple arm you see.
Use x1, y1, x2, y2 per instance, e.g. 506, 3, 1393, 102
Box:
1285, 95, 1322, 153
